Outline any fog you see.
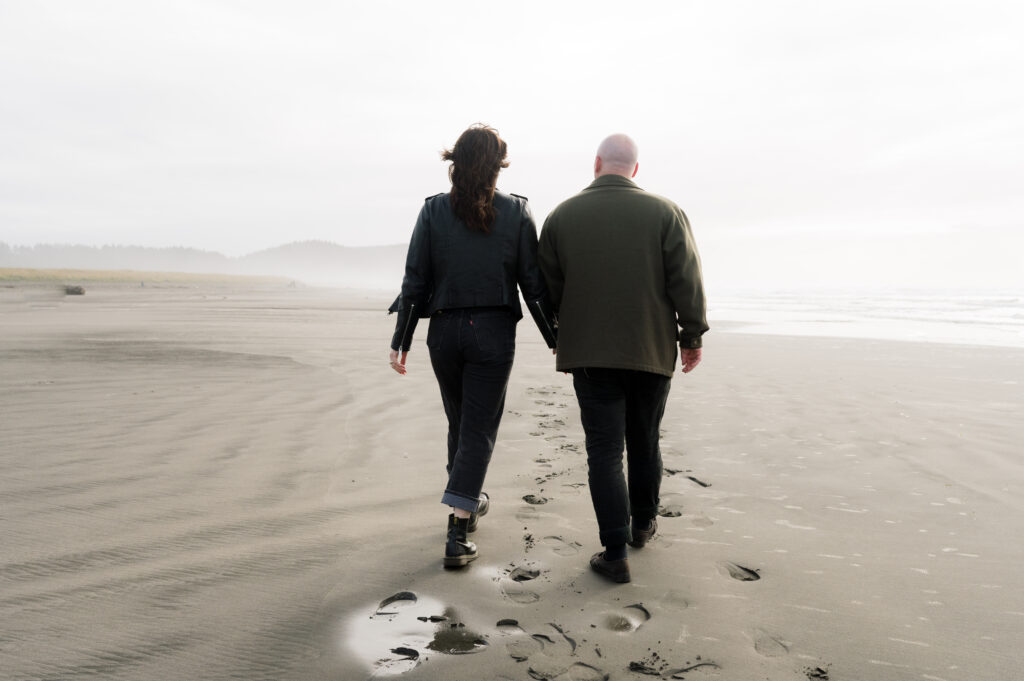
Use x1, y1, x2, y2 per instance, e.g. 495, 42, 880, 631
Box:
2, 1, 1022, 291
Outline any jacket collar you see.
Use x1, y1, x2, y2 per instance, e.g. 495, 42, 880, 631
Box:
583, 174, 641, 191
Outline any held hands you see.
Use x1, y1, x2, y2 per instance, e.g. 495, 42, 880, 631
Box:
680, 348, 702, 374
389, 348, 408, 375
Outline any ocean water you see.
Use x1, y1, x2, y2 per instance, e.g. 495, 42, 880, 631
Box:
710, 290, 1024, 349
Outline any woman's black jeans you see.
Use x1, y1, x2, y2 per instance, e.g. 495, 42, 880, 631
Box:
571, 367, 672, 548
428, 308, 516, 513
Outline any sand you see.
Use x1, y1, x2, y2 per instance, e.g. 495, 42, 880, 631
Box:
2, 282, 1022, 681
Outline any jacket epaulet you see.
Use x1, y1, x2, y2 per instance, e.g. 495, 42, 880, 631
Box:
510, 192, 529, 201
424, 192, 444, 202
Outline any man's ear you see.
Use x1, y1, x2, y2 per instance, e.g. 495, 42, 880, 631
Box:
631, 162, 639, 178
594, 156, 602, 176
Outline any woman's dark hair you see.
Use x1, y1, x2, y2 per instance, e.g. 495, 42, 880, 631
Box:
442, 124, 509, 232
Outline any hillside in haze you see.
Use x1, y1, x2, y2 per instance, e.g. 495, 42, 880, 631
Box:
0, 241, 406, 289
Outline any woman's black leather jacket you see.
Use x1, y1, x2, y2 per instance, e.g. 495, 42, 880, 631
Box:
390, 191, 557, 351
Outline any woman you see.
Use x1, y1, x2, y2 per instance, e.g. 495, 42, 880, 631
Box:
388, 124, 557, 568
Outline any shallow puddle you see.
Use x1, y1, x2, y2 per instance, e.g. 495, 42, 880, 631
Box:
344, 593, 488, 675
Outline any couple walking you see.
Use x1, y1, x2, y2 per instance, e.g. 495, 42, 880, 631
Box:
388, 124, 707, 583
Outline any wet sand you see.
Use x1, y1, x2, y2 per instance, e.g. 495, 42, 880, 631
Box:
2, 283, 1022, 680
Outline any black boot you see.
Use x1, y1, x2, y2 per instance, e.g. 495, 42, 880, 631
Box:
444, 514, 478, 568
467, 493, 489, 533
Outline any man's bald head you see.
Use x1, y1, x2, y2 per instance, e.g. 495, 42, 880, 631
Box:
594, 133, 639, 178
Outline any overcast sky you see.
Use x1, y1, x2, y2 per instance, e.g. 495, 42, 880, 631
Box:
1, 1, 1022, 290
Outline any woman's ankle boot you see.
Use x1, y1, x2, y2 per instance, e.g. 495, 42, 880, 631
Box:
444, 514, 478, 568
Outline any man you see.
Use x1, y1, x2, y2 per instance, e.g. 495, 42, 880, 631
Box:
537, 133, 708, 583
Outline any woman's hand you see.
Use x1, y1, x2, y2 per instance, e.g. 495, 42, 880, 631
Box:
389, 349, 409, 375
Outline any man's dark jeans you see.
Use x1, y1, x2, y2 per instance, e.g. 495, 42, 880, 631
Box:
572, 367, 672, 548
428, 308, 516, 513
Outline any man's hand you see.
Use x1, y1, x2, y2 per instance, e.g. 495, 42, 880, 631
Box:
389, 348, 408, 375
680, 348, 702, 374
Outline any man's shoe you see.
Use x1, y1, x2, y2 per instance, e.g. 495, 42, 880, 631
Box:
627, 517, 657, 549
444, 514, 478, 568
467, 493, 489, 533
590, 551, 631, 583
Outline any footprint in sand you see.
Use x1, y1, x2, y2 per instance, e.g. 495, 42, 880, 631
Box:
509, 565, 542, 581
805, 664, 831, 680
527, 662, 609, 681
541, 536, 581, 556
752, 629, 789, 657
546, 623, 577, 654
600, 603, 651, 633
537, 468, 569, 484
524, 494, 549, 505
561, 483, 584, 497
374, 647, 419, 675
500, 564, 543, 604
691, 513, 714, 527
504, 630, 544, 661
660, 590, 690, 610
375, 591, 418, 615
500, 580, 540, 604
518, 624, 584, 678
498, 620, 583, 666
529, 624, 577, 657
658, 494, 685, 517
719, 562, 761, 581
517, 505, 541, 522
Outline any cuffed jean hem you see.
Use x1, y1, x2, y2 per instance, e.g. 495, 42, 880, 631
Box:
442, 490, 482, 513
599, 524, 632, 549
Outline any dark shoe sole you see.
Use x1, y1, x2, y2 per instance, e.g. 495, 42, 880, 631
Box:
590, 551, 631, 583
443, 552, 478, 568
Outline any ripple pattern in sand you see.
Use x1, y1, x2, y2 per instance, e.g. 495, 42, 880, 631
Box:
0, 331, 366, 681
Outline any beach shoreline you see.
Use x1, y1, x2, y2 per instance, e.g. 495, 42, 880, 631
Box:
2, 283, 1021, 680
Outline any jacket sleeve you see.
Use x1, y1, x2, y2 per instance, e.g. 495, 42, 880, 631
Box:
537, 211, 564, 311
516, 200, 557, 349
390, 203, 432, 351
663, 207, 709, 349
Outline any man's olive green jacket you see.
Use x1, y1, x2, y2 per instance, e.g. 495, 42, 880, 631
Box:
538, 174, 708, 377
